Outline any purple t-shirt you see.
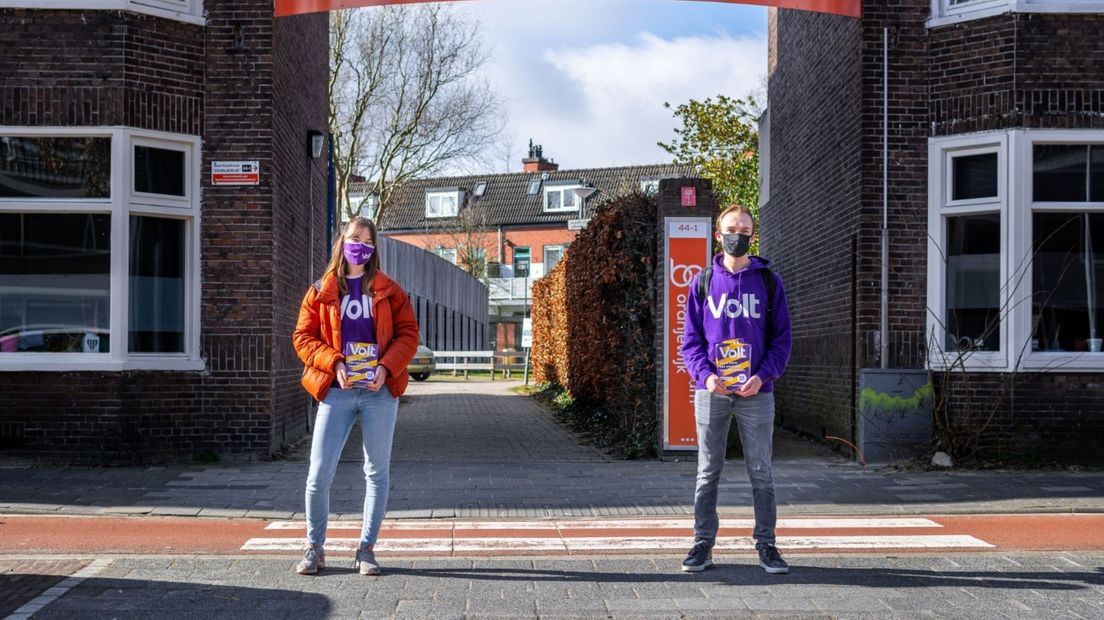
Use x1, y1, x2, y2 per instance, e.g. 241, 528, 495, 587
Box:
340, 275, 378, 386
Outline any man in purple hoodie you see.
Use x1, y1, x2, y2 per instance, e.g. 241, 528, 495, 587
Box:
678, 204, 793, 574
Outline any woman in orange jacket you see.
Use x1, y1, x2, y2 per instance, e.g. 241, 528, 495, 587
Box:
292, 216, 419, 576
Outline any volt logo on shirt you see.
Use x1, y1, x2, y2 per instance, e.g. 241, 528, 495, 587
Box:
707, 293, 762, 319
341, 294, 373, 320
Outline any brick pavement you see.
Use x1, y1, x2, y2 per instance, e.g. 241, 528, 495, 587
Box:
1, 380, 1102, 520
7, 552, 1103, 618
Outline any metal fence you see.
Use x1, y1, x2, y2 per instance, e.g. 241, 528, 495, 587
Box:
377, 236, 490, 351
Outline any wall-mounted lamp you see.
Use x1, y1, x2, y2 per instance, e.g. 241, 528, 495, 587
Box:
307, 130, 324, 159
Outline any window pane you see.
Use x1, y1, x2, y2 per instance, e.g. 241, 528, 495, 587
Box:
945, 214, 1001, 352
0, 137, 111, 198
1034, 145, 1088, 202
0, 213, 111, 353
1032, 212, 1103, 353
134, 146, 185, 197
545, 246, 563, 273
513, 246, 530, 277
546, 191, 561, 210
563, 190, 576, 208
129, 216, 185, 353
952, 153, 998, 201
1091, 145, 1104, 202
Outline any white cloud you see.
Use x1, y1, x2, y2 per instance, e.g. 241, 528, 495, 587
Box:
510, 31, 766, 169
445, 0, 768, 172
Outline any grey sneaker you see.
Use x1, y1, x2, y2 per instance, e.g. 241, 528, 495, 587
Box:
757, 544, 790, 574
681, 540, 714, 572
296, 544, 325, 575
354, 544, 381, 576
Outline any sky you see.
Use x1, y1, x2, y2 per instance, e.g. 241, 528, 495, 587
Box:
456, 0, 769, 173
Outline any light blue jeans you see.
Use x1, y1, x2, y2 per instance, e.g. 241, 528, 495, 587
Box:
693, 390, 777, 547
305, 385, 398, 548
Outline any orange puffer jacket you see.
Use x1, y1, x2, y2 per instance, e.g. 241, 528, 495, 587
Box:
293, 269, 420, 401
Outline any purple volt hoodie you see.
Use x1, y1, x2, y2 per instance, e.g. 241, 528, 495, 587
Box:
680, 254, 792, 392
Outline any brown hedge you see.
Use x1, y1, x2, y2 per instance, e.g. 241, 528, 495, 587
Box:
531, 193, 658, 456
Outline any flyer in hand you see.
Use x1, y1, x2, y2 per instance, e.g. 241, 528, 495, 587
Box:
345, 341, 380, 388
715, 338, 751, 390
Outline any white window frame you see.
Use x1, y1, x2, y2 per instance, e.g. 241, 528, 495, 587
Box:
928, 129, 1104, 373
1015, 129, 1104, 371
543, 244, 565, 273
929, 0, 1104, 28
928, 133, 1010, 371
0, 126, 203, 372
434, 247, 457, 264
0, 1, 205, 25
425, 189, 461, 218
543, 183, 581, 213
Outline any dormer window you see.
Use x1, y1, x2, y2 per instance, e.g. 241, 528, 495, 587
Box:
425, 188, 462, 218
543, 183, 582, 213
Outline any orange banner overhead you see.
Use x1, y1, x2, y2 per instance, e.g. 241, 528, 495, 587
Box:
275, 0, 860, 19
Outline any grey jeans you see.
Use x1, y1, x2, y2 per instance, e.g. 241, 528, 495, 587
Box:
693, 389, 777, 547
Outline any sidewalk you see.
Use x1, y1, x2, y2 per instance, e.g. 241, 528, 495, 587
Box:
1, 381, 1101, 520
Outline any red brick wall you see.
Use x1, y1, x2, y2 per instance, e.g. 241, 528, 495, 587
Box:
271, 11, 330, 453
768, 4, 1104, 459
0, 4, 328, 464
765, 8, 863, 441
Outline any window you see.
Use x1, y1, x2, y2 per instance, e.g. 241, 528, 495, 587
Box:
927, 136, 1007, 369
0, 127, 200, 371
1030, 140, 1104, 360
425, 189, 461, 218
543, 184, 581, 213
0, 136, 111, 198
543, 244, 566, 274
928, 130, 1104, 372
434, 247, 457, 264
473, 181, 487, 198
513, 246, 530, 277
0, 1, 205, 24
930, 0, 1104, 28
640, 178, 661, 196
527, 179, 542, 196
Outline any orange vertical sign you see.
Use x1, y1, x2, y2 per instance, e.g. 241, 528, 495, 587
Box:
663, 217, 711, 450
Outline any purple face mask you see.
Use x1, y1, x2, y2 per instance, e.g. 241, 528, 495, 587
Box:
343, 241, 375, 265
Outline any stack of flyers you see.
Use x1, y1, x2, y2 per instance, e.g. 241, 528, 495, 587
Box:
715, 338, 751, 390
345, 341, 380, 388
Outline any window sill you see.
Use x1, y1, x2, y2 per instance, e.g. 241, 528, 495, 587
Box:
1019, 352, 1104, 372
0, 357, 206, 372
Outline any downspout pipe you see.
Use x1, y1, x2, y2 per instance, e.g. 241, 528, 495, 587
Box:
880, 26, 890, 370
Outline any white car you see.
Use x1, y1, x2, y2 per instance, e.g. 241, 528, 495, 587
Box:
407, 345, 436, 382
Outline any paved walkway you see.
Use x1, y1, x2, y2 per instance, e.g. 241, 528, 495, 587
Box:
6, 552, 1103, 619
1, 380, 1102, 519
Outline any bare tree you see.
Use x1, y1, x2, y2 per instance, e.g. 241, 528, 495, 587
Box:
420, 195, 495, 279
329, 4, 506, 222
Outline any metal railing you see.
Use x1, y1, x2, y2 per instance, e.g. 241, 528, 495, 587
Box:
485, 277, 532, 302
434, 350, 529, 379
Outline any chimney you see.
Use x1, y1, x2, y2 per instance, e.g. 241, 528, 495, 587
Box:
522, 139, 559, 173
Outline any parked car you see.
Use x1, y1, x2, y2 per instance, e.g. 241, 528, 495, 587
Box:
0, 325, 109, 353
407, 344, 436, 381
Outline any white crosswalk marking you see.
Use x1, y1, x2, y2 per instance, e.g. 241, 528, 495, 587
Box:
263, 517, 943, 531
242, 534, 992, 552
244, 517, 993, 553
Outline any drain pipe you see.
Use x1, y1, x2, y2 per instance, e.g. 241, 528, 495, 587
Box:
880, 26, 890, 370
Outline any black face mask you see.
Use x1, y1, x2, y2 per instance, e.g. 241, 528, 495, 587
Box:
721, 233, 751, 258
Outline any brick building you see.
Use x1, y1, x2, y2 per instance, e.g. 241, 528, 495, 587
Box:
378, 145, 691, 350
0, 1, 331, 463
764, 2, 1104, 461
